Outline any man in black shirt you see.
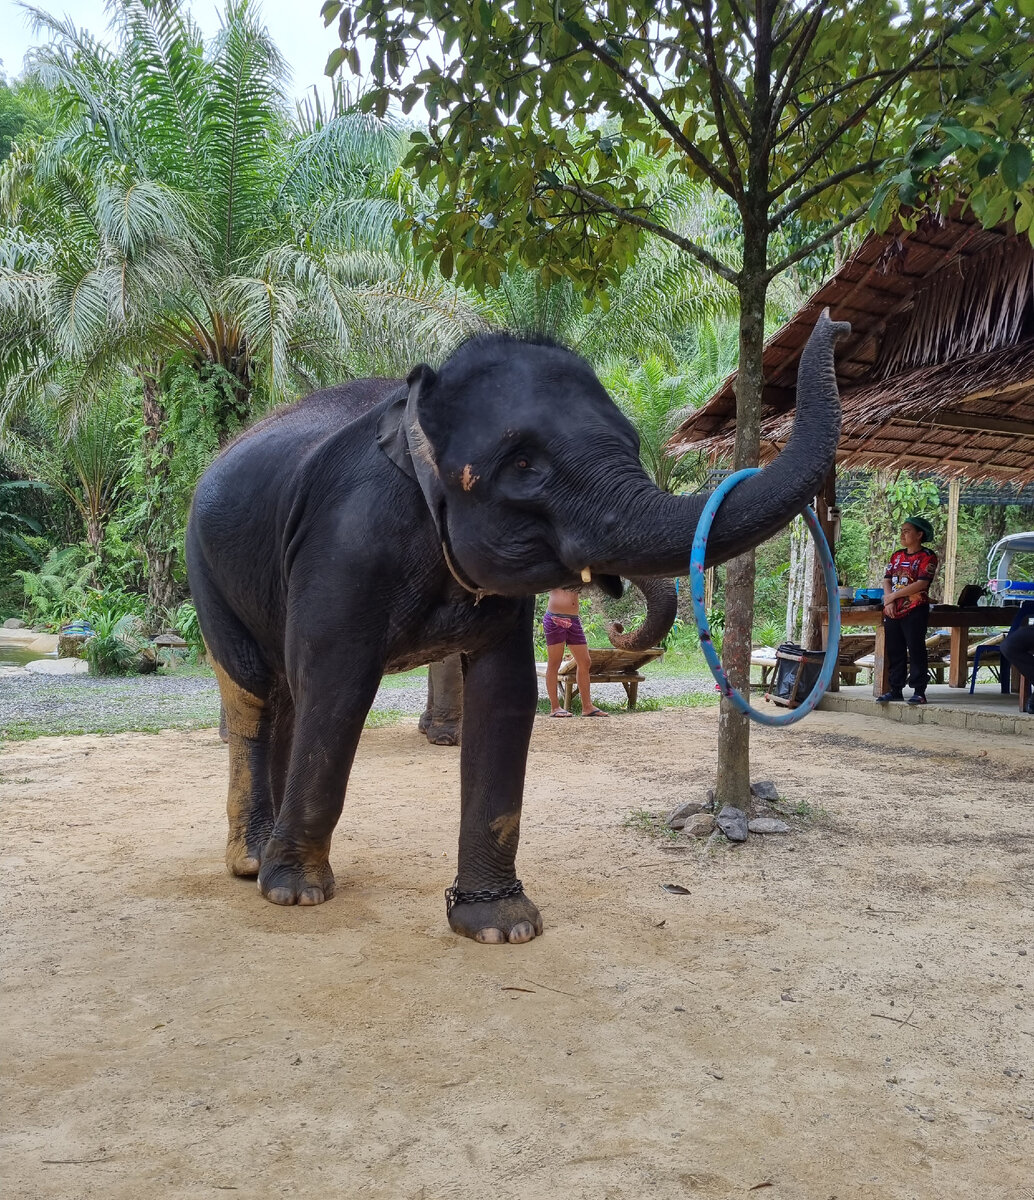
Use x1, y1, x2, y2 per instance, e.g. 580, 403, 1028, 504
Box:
1003, 621, 1034, 714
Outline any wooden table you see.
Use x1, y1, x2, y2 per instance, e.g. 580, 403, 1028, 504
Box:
819, 605, 1020, 697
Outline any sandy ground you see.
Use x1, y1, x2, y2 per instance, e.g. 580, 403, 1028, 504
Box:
2, 707, 1033, 1200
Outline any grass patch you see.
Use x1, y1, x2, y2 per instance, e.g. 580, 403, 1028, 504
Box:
0, 714, 220, 741
376, 667, 429, 690
769, 797, 829, 823
364, 708, 405, 728
622, 808, 679, 841
636, 691, 720, 711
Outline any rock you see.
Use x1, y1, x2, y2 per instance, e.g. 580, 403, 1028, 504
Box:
684, 812, 716, 838
748, 818, 792, 835
136, 649, 158, 675
716, 805, 748, 842
58, 632, 90, 659
3, 617, 26, 628
666, 799, 709, 829
750, 780, 780, 801
27, 634, 59, 654
26, 658, 89, 675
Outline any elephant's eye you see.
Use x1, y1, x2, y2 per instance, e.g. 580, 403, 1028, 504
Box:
515, 455, 531, 470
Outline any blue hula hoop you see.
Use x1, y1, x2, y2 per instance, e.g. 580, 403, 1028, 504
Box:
690, 468, 841, 727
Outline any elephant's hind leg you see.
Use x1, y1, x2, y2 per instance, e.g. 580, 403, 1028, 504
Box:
211, 659, 276, 878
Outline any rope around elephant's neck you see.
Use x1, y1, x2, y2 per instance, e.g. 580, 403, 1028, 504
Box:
441, 540, 494, 604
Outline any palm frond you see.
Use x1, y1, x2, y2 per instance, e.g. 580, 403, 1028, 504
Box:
200, 0, 291, 272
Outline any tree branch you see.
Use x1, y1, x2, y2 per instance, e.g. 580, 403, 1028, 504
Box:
551, 181, 740, 285
764, 201, 868, 282
684, 7, 750, 143
768, 156, 886, 226
569, 27, 741, 201
771, 0, 991, 199
767, 5, 826, 146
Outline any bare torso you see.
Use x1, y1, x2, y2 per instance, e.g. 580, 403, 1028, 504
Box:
546, 587, 581, 616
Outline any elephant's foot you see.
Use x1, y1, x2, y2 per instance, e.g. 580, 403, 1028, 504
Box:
225, 822, 274, 878
447, 887, 543, 944
424, 721, 460, 747
257, 838, 335, 905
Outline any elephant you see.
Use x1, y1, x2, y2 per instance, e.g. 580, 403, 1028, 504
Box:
186, 309, 848, 944
418, 575, 678, 745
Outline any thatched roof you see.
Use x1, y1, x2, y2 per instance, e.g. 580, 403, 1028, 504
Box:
669, 210, 1034, 483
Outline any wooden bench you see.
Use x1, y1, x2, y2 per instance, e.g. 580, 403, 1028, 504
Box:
750, 649, 778, 690
536, 647, 664, 711
153, 632, 188, 670
834, 634, 877, 688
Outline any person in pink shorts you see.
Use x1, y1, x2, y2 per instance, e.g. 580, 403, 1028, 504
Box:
543, 586, 607, 718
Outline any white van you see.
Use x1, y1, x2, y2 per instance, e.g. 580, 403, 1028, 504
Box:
987, 531, 1034, 606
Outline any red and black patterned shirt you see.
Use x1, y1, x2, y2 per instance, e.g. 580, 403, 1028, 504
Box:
884, 547, 938, 617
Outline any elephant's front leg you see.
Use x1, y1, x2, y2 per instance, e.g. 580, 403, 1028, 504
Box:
450, 602, 542, 943
257, 657, 382, 906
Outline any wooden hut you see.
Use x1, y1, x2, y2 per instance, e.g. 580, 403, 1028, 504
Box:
669, 209, 1034, 485
669, 209, 1034, 700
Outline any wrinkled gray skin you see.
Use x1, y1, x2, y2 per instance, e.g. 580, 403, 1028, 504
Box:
419, 575, 678, 745
187, 311, 847, 945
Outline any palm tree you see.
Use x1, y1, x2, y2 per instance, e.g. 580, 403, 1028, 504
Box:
599, 322, 739, 493
0, 0, 485, 617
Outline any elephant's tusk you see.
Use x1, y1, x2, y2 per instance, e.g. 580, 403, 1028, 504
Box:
580, 567, 592, 583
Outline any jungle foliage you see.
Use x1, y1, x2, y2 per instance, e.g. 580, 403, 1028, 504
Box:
0, 0, 1031, 688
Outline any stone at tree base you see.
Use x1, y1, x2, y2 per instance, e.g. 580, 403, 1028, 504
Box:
3, 617, 26, 628
666, 799, 709, 829
750, 781, 781, 801
684, 813, 716, 838
26, 658, 89, 675
716, 805, 749, 842
58, 632, 89, 659
748, 818, 792, 835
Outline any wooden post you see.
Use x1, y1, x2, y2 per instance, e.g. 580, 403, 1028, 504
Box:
942, 477, 960, 605
704, 566, 715, 612
804, 467, 839, 650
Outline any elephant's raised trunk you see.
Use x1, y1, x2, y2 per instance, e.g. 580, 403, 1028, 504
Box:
605, 576, 678, 651
574, 310, 849, 579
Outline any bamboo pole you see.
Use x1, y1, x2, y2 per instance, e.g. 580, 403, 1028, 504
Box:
804, 467, 839, 650
942, 477, 960, 604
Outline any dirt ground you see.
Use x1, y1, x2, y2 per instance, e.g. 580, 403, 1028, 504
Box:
2, 707, 1032, 1200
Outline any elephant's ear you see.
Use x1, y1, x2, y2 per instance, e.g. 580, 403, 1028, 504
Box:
405, 363, 439, 471
400, 363, 449, 540
375, 363, 438, 482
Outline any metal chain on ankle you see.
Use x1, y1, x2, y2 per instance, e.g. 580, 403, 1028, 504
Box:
445, 877, 524, 918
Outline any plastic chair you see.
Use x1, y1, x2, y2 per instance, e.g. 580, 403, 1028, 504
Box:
969, 600, 1034, 693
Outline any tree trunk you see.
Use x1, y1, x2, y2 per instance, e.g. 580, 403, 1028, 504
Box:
140, 372, 178, 629
804, 469, 837, 649
786, 515, 806, 643
715, 258, 767, 808
85, 514, 105, 585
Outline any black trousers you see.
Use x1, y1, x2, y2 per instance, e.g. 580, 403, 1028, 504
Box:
884, 606, 930, 694
1003, 625, 1034, 698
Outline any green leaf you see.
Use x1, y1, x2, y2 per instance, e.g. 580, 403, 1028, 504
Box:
324, 46, 349, 77
981, 192, 1012, 228
321, 1, 342, 24
976, 150, 1003, 179
1001, 142, 1033, 190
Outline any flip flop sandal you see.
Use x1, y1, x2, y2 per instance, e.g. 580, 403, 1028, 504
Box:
549, 709, 573, 718
583, 708, 609, 717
